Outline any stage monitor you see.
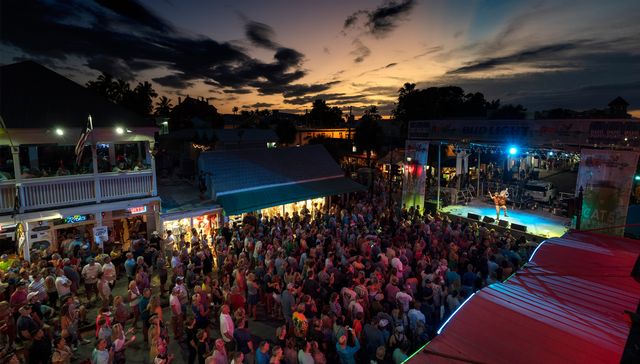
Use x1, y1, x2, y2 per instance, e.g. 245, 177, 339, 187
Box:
467, 213, 481, 221
511, 223, 527, 233
498, 220, 510, 228
482, 216, 495, 224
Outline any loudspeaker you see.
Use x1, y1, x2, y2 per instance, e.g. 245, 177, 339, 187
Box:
482, 216, 495, 224
498, 220, 510, 228
467, 213, 481, 221
511, 223, 527, 232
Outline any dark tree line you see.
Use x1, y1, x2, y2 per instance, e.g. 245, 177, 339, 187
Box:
393, 83, 527, 123
86, 73, 159, 118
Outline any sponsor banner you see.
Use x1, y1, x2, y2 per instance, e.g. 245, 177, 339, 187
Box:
409, 119, 639, 146
93, 226, 109, 249
402, 141, 429, 212
576, 149, 639, 236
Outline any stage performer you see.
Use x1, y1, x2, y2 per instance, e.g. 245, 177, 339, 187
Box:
489, 189, 509, 220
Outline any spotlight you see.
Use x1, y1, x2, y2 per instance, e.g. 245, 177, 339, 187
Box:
508, 147, 518, 155
115, 127, 124, 135
55, 128, 64, 136
548, 151, 554, 156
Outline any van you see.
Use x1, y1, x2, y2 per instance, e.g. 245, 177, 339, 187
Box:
523, 180, 557, 203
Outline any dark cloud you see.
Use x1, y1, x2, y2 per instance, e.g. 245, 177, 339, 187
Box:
414, 45, 443, 59
447, 42, 583, 74
351, 39, 371, 63
438, 52, 640, 111
152, 74, 193, 88
284, 93, 371, 105
343, 10, 366, 29
223, 89, 253, 94
248, 102, 274, 108
0, 0, 308, 97
85, 56, 135, 80
385, 63, 397, 68
282, 81, 340, 98
344, 0, 416, 37
94, 0, 174, 33
245, 21, 278, 49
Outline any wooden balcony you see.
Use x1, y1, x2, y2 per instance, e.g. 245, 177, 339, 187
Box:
0, 170, 155, 214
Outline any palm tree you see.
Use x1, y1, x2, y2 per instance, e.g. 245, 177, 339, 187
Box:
86, 72, 117, 102
232, 106, 239, 115
155, 96, 173, 117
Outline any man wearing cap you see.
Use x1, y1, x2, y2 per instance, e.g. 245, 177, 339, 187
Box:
81, 258, 102, 304
16, 305, 38, 341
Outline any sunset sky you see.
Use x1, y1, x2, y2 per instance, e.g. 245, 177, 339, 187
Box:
1, 0, 639, 116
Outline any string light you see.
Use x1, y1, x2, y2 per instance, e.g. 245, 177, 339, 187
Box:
192, 143, 211, 151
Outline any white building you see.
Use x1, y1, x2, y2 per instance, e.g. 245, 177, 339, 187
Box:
0, 61, 159, 260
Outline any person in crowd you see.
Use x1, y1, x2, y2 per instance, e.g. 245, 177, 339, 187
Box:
51, 337, 73, 364
81, 258, 102, 305
91, 338, 110, 364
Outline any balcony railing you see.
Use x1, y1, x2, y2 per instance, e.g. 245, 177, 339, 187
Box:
0, 170, 154, 213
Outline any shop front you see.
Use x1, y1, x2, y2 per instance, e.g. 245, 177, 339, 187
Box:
0, 197, 160, 261
161, 208, 222, 243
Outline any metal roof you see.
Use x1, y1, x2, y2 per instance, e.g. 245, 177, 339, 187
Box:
410, 231, 640, 364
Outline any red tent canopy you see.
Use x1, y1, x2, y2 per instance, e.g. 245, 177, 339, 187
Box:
409, 231, 640, 364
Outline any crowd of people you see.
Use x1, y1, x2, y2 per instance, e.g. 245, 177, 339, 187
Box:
0, 178, 536, 364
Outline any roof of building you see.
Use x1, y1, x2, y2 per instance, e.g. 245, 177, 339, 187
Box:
0, 61, 149, 129
409, 231, 640, 364
609, 96, 630, 107
165, 128, 277, 143
198, 145, 365, 214
199, 144, 345, 195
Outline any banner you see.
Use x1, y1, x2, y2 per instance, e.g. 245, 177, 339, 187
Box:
402, 141, 429, 212
575, 149, 639, 236
93, 226, 108, 250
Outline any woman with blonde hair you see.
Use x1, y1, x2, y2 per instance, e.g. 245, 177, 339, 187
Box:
111, 323, 136, 364
113, 295, 129, 329
127, 280, 141, 328
148, 295, 163, 323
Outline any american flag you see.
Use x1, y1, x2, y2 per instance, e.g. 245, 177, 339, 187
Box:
75, 115, 93, 166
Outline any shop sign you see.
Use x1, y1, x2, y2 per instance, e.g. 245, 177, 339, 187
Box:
128, 206, 147, 214
63, 214, 89, 224
93, 226, 109, 249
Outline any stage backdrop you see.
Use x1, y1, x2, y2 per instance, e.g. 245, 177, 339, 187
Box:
576, 149, 639, 236
402, 141, 429, 212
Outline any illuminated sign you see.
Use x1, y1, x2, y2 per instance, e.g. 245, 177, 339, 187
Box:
128, 206, 147, 214
63, 215, 88, 224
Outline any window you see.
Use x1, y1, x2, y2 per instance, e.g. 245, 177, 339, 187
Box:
0, 146, 14, 180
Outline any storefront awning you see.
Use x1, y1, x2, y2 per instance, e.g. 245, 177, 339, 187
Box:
217, 177, 365, 215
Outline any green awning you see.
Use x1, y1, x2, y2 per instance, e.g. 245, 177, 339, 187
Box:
217, 177, 366, 215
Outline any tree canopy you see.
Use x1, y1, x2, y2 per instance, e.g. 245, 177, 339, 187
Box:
354, 106, 384, 166
86, 72, 158, 118
393, 83, 527, 121
309, 99, 343, 128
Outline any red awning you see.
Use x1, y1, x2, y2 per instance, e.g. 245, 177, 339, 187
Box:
409, 231, 640, 364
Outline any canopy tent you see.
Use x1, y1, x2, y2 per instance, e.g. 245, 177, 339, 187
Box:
408, 231, 640, 364
217, 177, 364, 215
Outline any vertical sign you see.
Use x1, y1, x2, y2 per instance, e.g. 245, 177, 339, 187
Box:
93, 226, 109, 251
402, 141, 429, 212
576, 149, 639, 236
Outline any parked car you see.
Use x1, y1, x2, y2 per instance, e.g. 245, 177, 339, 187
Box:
523, 180, 558, 203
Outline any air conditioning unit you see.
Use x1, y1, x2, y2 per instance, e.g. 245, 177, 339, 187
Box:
29, 222, 53, 253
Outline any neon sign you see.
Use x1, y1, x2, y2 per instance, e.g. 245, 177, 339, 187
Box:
128, 206, 147, 214
63, 215, 88, 224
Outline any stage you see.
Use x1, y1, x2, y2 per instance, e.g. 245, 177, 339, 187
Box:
440, 200, 571, 238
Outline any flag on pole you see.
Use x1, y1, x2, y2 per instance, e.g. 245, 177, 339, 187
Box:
75, 115, 93, 166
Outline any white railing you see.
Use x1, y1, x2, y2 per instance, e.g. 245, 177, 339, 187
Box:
0, 170, 154, 213
0, 182, 16, 213
99, 171, 153, 201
